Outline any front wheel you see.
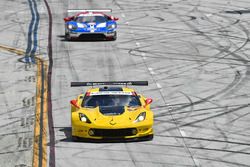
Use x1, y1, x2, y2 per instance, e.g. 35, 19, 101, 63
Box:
72, 136, 79, 142
111, 32, 117, 41
65, 33, 72, 41
106, 32, 117, 41
139, 134, 153, 141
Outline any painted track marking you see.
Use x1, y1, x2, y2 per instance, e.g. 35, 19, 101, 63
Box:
0, 44, 48, 167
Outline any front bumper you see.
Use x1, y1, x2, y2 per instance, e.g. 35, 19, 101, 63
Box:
68, 31, 116, 38
72, 122, 153, 140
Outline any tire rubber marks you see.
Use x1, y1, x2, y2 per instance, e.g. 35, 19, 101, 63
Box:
127, 9, 200, 166
0, 44, 48, 167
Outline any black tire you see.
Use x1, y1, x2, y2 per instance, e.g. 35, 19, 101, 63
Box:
72, 136, 79, 142
147, 134, 154, 141
140, 134, 153, 141
106, 32, 117, 41
112, 32, 117, 41
65, 33, 72, 41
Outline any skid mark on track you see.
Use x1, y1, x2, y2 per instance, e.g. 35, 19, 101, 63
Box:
114, 1, 200, 166
114, 0, 250, 166
44, 0, 250, 167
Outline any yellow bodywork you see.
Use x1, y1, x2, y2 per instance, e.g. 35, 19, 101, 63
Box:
71, 87, 154, 140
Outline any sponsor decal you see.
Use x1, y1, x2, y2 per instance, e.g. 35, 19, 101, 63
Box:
79, 13, 104, 17
90, 91, 132, 96
97, 23, 106, 28
77, 23, 86, 28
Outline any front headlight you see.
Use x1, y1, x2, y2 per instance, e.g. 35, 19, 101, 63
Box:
79, 113, 91, 123
107, 24, 116, 30
134, 112, 146, 123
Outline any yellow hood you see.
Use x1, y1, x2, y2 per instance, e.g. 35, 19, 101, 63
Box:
79, 106, 144, 127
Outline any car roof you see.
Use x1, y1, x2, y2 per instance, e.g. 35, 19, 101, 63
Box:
87, 87, 136, 94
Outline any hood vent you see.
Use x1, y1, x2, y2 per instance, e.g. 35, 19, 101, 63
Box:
99, 106, 125, 116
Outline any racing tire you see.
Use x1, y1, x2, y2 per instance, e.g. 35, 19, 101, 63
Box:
141, 134, 153, 141
72, 136, 79, 142
106, 32, 117, 41
65, 33, 72, 41
111, 32, 117, 41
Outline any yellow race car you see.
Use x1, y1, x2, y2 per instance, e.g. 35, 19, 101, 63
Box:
70, 81, 154, 141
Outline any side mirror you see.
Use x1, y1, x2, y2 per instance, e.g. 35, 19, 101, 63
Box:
64, 16, 74, 22
109, 16, 119, 21
70, 99, 80, 109
64, 17, 69, 22
145, 98, 153, 105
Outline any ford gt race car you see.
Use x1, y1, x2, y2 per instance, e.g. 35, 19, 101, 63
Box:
70, 81, 154, 141
64, 9, 118, 41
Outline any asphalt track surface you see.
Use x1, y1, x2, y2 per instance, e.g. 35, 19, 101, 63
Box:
0, 0, 250, 167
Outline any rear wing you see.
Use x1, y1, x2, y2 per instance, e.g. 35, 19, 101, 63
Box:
64, 9, 115, 22
71, 81, 148, 87
67, 9, 112, 14
67, 9, 112, 17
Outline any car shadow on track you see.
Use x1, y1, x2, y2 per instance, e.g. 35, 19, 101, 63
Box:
57, 35, 113, 42
59, 127, 72, 142
58, 127, 152, 143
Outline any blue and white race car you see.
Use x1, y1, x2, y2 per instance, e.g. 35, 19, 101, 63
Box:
64, 9, 118, 41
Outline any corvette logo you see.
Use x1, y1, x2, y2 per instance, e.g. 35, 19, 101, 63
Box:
70, 80, 153, 140
109, 119, 116, 125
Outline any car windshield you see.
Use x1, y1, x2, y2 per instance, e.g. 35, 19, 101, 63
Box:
82, 95, 141, 108
76, 16, 107, 23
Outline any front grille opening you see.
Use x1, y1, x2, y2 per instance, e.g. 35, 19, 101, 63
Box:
79, 34, 106, 40
89, 128, 137, 137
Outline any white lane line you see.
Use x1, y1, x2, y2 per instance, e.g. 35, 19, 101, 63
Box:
142, 53, 147, 60
156, 83, 162, 89
130, 30, 135, 37
193, 158, 200, 166
168, 106, 173, 111
148, 67, 156, 75
136, 42, 140, 47
121, 13, 126, 18
180, 130, 186, 137
206, 13, 213, 17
